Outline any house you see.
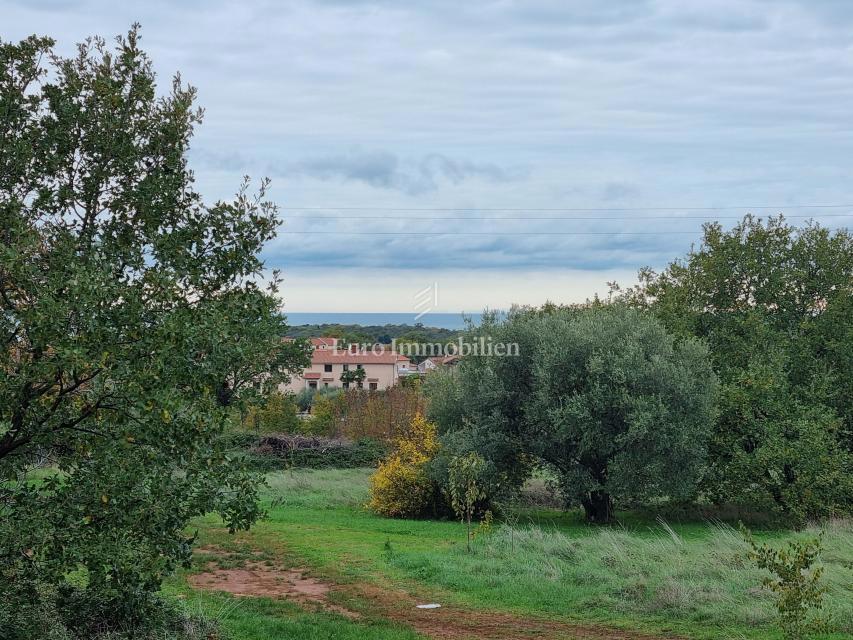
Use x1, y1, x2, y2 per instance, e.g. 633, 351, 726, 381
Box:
281, 337, 411, 392
417, 354, 459, 374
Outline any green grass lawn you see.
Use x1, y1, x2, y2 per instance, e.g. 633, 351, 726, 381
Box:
175, 468, 853, 640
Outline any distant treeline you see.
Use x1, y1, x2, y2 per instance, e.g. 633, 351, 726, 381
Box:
285, 322, 461, 344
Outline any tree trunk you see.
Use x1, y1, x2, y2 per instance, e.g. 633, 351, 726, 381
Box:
582, 490, 613, 523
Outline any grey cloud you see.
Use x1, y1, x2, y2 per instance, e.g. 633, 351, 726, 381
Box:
279, 150, 526, 195
7, 0, 853, 291
601, 182, 641, 201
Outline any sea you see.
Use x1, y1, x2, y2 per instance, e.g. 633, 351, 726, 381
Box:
285, 312, 484, 330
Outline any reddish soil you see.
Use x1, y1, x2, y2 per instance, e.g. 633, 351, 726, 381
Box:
188, 549, 682, 640
188, 558, 357, 618
350, 581, 682, 640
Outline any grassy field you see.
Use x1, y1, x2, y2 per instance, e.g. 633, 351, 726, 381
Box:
173, 468, 853, 640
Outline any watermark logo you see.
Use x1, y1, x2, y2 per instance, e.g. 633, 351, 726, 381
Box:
335, 338, 519, 358
392, 337, 519, 357
413, 281, 439, 321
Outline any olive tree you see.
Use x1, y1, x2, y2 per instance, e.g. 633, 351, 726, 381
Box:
0, 28, 308, 635
428, 305, 717, 522
528, 305, 717, 521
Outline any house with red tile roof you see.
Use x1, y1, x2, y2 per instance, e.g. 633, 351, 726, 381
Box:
417, 354, 460, 373
281, 337, 410, 392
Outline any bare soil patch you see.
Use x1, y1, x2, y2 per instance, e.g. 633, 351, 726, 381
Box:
348, 581, 683, 640
188, 558, 358, 618
188, 546, 682, 639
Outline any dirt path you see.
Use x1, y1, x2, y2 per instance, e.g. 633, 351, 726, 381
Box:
189, 548, 683, 640
347, 581, 682, 640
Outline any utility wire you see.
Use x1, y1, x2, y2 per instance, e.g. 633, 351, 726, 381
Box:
280, 203, 853, 213
283, 231, 703, 236
286, 213, 853, 221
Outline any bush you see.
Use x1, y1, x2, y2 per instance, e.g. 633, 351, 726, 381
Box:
368, 415, 442, 518
0, 582, 220, 640
299, 386, 426, 441
221, 432, 387, 470
447, 453, 490, 552
743, 527, 827, 639
304, 390, 346, 436
243, 391, 301, 433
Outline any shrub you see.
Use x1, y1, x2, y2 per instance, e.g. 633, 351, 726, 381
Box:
252, 435, 386, 470
447, 452, 489, 552
221, 433, 387, 470
368, 415, 441, 518
742, 527, 827, 639
244, 391, 301, 433
335, 386, 426, 441
304, 390, 346, 436
296, 388, 315, 412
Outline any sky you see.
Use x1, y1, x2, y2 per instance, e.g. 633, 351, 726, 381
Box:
4, 0, 853, 314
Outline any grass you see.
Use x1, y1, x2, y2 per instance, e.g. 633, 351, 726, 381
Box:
176, 468, 853, 640
161, 587, 421, 640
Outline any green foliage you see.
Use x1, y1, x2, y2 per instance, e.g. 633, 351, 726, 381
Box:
243, 391, 301, 433
742, 527, 827, 639
340, 367, 367, 387
236, 434, 387, 470
707, 356, 852, 522
295, 388, 315, 412
428, 305, 718, 522
447, 452, 489, 551
617, 215, 853, 519
0, 27, 308, 634
305, 389, 346, 436
286, 322, 460, 345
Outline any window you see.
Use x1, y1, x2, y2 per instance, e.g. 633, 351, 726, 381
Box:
323, 382, 329, 388
369, 382, 377, 390
342, 364, 349, 371
324, 364, 332, 372
356, 364, 363, 370
308, 381, 317, 390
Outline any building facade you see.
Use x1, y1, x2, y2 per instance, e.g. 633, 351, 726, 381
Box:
280, 337, 410, 393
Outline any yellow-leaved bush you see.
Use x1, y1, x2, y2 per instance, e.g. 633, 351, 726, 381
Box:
368, 413, 439, 518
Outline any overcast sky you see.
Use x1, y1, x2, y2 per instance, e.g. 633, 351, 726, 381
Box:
5, 0, 853, 313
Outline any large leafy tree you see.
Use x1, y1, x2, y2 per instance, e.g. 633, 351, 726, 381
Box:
0, 28, 308, 635
427, 305, 717, 522
616, 215, 853, 519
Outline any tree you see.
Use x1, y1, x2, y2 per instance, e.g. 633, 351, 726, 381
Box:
529, 305, 717, 521
615, 215, 853, 518
706, 353, 852, 520
447, 452, 488, 552
428, 305, 717, 522
340, 366, 366, 387
0, 28, 309, 635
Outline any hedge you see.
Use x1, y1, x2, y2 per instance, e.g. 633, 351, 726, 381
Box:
222, 432, 387, 470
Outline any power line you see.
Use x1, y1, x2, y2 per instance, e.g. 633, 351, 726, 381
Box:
286, 213, 853, 221
280, 203, 853, 213
283, 230, 702, 236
